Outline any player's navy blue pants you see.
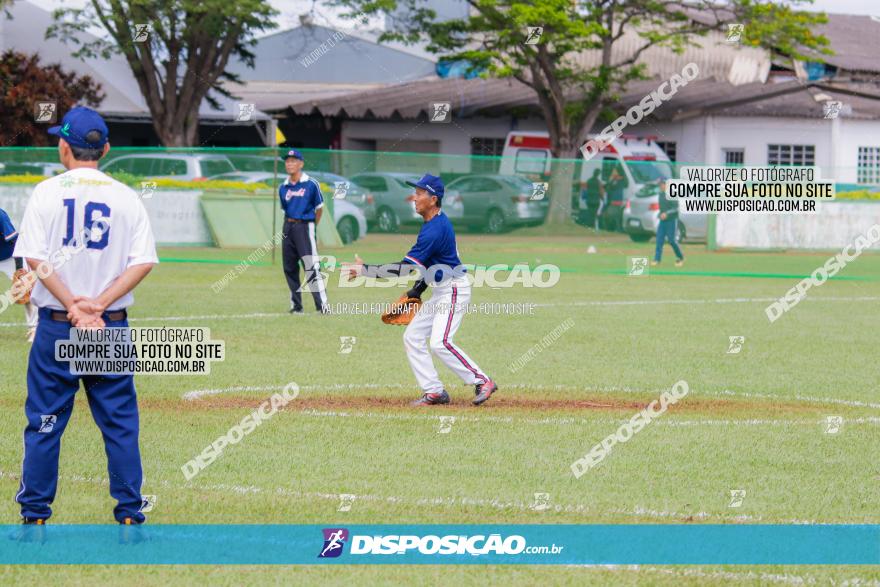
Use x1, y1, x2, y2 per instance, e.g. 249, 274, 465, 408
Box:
16, 308, 145, 523
654, 217, 684, 262
282, 219, 329, 312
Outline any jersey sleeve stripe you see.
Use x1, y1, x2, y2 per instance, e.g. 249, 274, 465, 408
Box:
404, 255, 425, 267
4, 231, 17, 241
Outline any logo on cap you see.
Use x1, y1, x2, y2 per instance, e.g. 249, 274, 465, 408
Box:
48, 107, 109, 149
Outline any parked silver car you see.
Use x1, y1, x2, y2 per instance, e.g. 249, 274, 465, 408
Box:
622, 182, 708, 242
351, 171, 468, 231
0, 161, 65, 176
208, 171, 367, 244
351, 172, 422, 232
101, 153, 236, 180
308, 171, 376, 225
445, 174, 549, 233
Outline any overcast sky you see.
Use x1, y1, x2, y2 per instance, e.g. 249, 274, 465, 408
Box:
27, 0, 383, 33
26, 0, 880, 34
794, 0, 879, 14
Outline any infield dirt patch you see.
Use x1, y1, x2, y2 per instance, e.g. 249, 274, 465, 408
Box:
151, 391, 838, 416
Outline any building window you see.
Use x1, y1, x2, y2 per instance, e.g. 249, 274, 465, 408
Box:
471, 137, 505, 173
768, 144, 815, 166
723, 148, 745, 165
655, 141, 677, 162
857, 147, 880, 184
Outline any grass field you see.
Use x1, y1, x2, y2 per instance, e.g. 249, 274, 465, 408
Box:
0, 230, 878, 585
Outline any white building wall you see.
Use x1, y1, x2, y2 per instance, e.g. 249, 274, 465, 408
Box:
836, 119, 880, 184
634, 115, 869, 180
635, 118, 706, 163
342, 117, 547, 174
646, 116, 833, 168
344, 113, 880, 184
710, 116, 832, 168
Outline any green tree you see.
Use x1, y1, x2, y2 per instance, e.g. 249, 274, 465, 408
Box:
334, 0, 830, 224
47, 0, 278, 146
0, 50, 104, 147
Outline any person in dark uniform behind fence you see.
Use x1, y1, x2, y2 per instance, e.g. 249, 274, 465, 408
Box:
652, 178, 685, 267
279, 149, 329, 314
582, 168, 604, 230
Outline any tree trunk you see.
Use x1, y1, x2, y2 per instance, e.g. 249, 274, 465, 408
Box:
151, 105, 200, 146
545, 147, 579, 225
153, 118, 186, 146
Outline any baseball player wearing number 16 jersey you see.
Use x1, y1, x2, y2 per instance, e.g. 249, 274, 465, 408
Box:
13, 107, 158, 527
348, 174, 497, 406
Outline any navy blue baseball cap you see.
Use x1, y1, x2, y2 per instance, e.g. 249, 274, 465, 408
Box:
285, 149, 304, 160
48, 106, 109, 149
406, 174, 444, 200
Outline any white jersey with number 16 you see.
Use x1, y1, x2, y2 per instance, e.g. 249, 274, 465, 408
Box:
13, 167, 159, 311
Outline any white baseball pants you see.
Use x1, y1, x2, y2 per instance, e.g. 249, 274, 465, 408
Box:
403, 278, 489, 394
0, 258, 38, 328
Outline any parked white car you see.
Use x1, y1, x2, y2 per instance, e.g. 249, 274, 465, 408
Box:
622, 182, 708, 242
333, 199, 368, 245
100, 153, 236, 180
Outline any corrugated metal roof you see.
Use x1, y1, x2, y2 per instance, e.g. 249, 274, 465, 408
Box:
568, 28, 770, 85
224, 81, 386, 112
682, 8, 880, 75
809, 14, 880, 73
284, 76, 537, 118
281, 75, 880, 121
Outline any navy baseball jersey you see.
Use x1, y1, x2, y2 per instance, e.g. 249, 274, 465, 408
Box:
404, 210, 466, 283
0, 208, 17, 262
279, 173, 324, 221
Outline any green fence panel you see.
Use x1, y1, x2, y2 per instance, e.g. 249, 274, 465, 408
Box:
200, 192, 341, 249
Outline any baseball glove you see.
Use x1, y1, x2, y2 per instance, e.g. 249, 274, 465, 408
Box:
382, 294, 422, 325
11, 268, 34, 305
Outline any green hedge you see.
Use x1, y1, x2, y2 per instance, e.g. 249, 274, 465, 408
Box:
3, 173, 879, 201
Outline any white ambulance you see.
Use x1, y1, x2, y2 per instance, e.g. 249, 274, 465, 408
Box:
499, 130, 675, 232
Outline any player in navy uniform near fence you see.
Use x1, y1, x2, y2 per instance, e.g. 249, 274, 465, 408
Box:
346, 174, 498, 406
12, 107, 158, 529
279, 149, 329, 314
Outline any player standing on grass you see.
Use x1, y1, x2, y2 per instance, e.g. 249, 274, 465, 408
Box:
12, 106, 158, 527
279, 149, 329, 314
346, 174, 498, 406
652, 178, 685, 267
0, 207, 38, 341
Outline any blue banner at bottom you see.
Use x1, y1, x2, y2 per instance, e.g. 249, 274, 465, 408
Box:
0, 524, 878, 565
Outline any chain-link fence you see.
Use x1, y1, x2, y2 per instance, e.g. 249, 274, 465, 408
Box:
0, 147, 877, 249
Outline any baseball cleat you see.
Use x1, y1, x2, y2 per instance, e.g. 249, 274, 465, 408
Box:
473, 379, 498, 406
289, 307, 304, 315
410, 390, 450, 406
675, 259, 685, 267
